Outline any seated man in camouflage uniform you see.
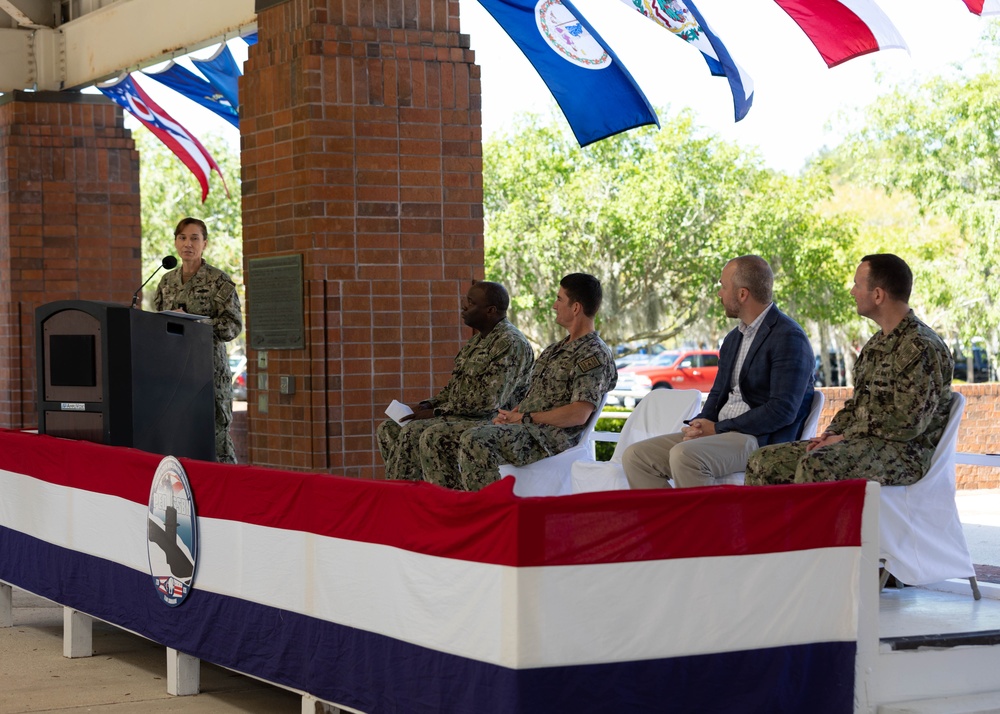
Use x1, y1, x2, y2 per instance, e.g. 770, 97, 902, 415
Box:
745, 254, 954, 486
422, 273, 617, 491
376, 281, 533, 488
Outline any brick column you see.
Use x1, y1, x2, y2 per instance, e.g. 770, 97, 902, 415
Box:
241, 0, 484, 476
0, 92, 140, 430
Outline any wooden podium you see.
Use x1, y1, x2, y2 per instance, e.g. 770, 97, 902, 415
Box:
36, 301, 215, 461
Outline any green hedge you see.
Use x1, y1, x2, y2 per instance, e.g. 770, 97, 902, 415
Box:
594, 406, 630, 461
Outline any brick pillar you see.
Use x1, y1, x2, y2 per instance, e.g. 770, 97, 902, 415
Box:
241, 0, 484, 477
0, 91, 141, 430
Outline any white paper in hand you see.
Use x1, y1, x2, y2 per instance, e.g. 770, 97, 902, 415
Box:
385, 400, 414, 426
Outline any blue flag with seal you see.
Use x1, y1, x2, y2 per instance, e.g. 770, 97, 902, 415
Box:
191, 44, 241, 110
477, 0, 658, 146
143, 62, 240, 128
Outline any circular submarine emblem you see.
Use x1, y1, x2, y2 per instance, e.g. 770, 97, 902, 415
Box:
147, 456, 198, 607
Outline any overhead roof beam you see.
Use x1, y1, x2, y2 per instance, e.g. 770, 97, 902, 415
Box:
0, 0, 52, 29
0, 0, 255, 92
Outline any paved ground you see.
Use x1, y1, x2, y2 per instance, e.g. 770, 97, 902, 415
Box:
0, 589, 304, 713
3, 489, 998, 713
957, 488, 1000, 583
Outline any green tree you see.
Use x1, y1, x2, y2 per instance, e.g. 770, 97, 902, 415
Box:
831, 58, 1000, 372
134, 128, 243, 328
485, 111, 760, 347
484, 111, 857, 353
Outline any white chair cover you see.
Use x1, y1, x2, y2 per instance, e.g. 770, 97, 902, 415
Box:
799, 390, 825, 442
570, 389, 702, 494
720, 390, 826, 486
503, 395, 608, 497
879, 392, 977, 586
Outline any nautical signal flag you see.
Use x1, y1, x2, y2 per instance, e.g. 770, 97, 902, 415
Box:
476, 0, 658, 146
143, 61, 240, 128
770, 0, 908, 68
620, 0, 753, 122
99, 74, 229, 203
962, 0, 1000, 14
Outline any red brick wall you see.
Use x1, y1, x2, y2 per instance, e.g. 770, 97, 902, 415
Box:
817, 384, 999, 490
241, 0, 482, 476
0, 92, 140, 429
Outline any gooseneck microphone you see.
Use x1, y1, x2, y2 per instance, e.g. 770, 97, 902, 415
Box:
131, 255, 179, 308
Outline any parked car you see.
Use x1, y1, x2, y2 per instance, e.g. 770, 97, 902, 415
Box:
609, 349, 720, 407
614, 352, 654, 371
229, 353, 248, 401
953, 345, 995, 383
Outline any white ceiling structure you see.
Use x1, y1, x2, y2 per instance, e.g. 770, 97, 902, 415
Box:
0, 0, 256, 92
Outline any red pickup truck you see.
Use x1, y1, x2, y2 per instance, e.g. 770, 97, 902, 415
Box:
610, 349, 720, 407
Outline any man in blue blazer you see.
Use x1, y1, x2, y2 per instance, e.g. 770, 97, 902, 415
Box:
623, 255, 815, 488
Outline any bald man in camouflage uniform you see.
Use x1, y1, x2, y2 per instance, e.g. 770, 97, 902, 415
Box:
154, 218, 243, 463
377, 281, 533, 487
423, 273, 616, 491
746, 254, 953, 486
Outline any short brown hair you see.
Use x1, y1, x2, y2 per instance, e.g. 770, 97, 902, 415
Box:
730, 255, 773, 304
861, 253, 912, 302
560, 273, 602, 317
174, 217, 208, 240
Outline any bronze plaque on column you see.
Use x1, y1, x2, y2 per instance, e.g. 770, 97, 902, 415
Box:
247, 254, 305, 350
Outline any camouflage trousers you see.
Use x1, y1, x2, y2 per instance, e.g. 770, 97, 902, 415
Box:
378, 416, 485, 487
418, 419, 492, 490
745, 437, 924, 486
215, 372, 236, 464
443, 424, 550, 492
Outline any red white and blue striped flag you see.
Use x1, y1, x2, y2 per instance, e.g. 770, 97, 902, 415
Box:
962, 0, 1000, 14
771, 0, 908, 67
98, 74, 228, 202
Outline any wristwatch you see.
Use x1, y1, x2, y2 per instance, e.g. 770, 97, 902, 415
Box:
521, 412, 532, 424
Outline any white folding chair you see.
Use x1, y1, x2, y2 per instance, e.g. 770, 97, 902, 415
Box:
879, 392, 980, 599
502, 395, 608, 497
570, 389, 702, 494
719, 390, 826, 486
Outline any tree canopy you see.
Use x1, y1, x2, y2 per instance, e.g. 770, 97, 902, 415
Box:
131, 62, 1000, 382
484, 111, 858, 351
830, 54, 1000, 357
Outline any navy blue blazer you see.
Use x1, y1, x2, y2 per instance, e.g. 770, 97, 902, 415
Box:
699, 304, 815, 447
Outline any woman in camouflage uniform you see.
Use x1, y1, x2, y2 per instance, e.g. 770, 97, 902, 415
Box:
154, 217, 243, 463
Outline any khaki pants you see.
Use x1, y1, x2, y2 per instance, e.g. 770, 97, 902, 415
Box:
622, 431, 759, 488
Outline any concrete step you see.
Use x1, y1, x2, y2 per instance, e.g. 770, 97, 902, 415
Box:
879, 692, 1000, 713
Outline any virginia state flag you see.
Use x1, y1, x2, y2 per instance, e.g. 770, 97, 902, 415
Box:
99, 75, 229, 202
477, 0, 658, 146
621, 0, 753, 121
143, 62, 240, 128
191, 44, 242, 110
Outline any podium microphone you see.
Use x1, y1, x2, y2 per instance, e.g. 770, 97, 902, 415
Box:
132, 256, 178, 308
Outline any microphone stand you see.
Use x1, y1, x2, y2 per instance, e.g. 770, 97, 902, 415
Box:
132, 257, 178, 308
